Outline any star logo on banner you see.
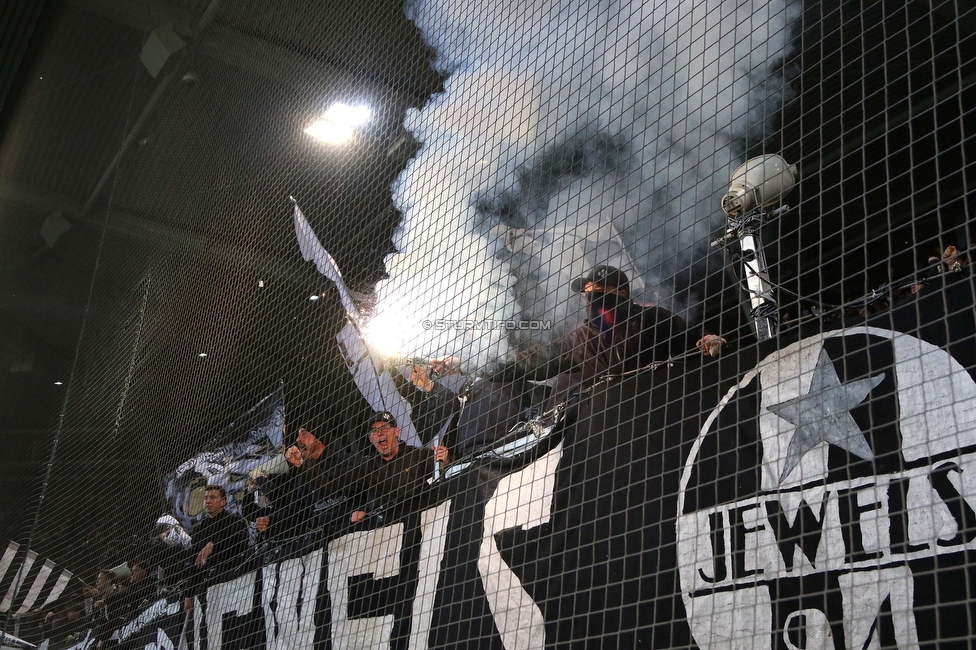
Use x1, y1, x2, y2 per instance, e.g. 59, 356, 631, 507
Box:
769, 347, 885, 484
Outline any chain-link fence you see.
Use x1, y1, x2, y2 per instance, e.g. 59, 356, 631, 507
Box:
0, 0, 973, 647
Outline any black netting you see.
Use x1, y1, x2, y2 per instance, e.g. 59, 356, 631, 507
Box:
0, 0, 974, 648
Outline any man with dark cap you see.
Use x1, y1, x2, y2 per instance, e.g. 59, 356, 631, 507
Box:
472, 265, 723, 382
349, 411, 449, 523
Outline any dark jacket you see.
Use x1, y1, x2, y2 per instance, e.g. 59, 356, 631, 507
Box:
188, 510, 249, 581
396, 380, 458, 446
293, 447, 359, 495
95, 579, 158, 639
105, 579, 158, 620
257, 469, 320, 541
260, 447, 362, 537
352, 445, 437, 513
494, 301, 697, 382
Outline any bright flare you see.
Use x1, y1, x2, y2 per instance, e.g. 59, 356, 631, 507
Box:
362, 312, 406, 358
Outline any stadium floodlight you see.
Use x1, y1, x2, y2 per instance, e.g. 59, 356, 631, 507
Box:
304, 119, 354, 144
304, 102, 372, 145
323, 102, 371, 127
715, 154, 797, 342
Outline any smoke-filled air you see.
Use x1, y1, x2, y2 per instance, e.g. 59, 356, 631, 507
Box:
364, 0, 801, 372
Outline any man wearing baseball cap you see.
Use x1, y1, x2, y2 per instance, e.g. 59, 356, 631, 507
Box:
474, 264, 723, 382
349, 411, 449, 524
568, 264, 633, 295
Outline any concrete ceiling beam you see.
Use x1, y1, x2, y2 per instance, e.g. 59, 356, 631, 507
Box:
64, 0, 434, 102
1, 180, 309, 280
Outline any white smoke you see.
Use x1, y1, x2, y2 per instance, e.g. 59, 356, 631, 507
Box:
367, 0, 801, 371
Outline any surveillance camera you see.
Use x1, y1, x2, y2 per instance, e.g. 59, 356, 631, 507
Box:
721, 154, 797, 217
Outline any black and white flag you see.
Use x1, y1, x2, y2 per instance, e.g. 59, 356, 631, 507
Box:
0, 541, 74, 616
292, 201, 420, 446
163, 391, 286, 529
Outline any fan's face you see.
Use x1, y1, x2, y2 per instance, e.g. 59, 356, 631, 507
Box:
368, 424, 400, 460
203, 489, 226, 516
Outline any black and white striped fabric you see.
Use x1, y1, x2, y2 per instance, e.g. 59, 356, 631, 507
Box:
0, 541, 74, 616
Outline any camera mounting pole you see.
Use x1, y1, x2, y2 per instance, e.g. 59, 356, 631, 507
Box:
715, 155, 797, 342
720, 207, 779, 340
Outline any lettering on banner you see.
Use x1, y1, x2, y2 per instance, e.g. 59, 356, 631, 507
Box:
678, 329, 976, 648
145, 627, 176, 650
682, 460, 976, 592
204, 571, 256, 650
781, 609, 832, 650
408, 501, 451, 650
478, 443, 562, 650
326, 502, 451, 650
261, 550, 323, 650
